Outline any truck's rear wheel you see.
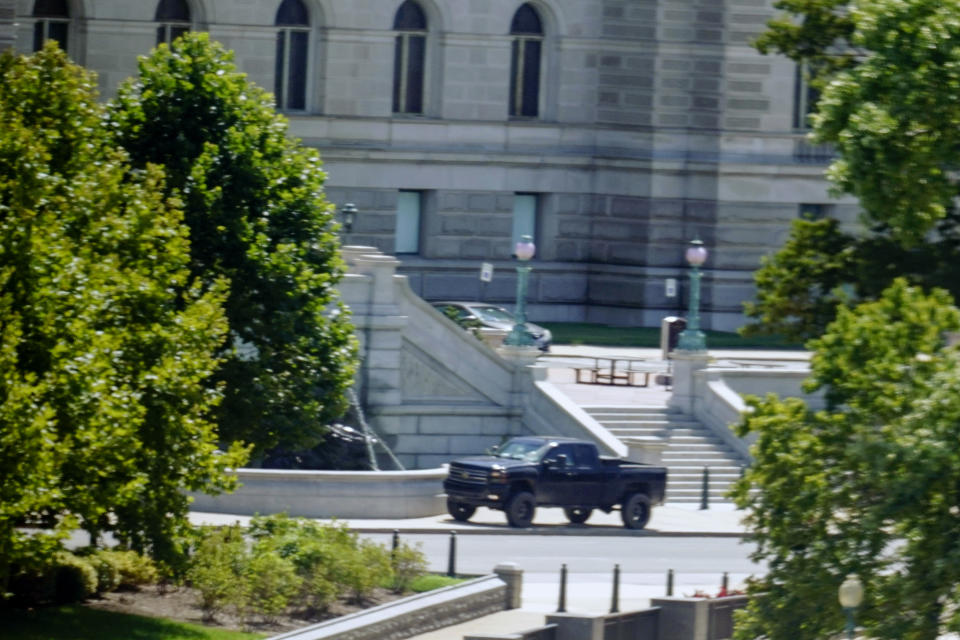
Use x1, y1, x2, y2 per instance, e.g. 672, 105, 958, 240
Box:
563, 507, 592, 524
447, 499, 476, 522
621, 493, 651, 529
505, 491, 536, 528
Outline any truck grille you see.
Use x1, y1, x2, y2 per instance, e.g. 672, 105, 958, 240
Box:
447, 463, 487, 484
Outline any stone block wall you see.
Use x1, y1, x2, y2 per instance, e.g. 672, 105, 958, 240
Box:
11, 0, 862, 332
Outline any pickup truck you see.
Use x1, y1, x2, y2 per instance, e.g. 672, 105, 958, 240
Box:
442, 436, 667, 529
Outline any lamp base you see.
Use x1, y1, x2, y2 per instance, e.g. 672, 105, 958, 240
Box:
676, 329, 706, 352
504, 323, 535, 347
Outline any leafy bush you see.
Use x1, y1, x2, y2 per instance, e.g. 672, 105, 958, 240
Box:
342, 540, 392, 603
98, 550, 159, 589
240, 553, 302, 623
390, 541, 428, 593
185, 515, 424, 620
86, 553, 120, 594
53, 553, 98, 604
187, 525, 248, 621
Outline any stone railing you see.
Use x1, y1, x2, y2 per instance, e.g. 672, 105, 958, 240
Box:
266, 564, 522, 640
189, 467, 446, 519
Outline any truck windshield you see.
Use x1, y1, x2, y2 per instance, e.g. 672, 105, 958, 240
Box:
495, 440, 549, 462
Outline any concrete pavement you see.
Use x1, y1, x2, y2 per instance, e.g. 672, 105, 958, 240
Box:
190, 502, 747, 537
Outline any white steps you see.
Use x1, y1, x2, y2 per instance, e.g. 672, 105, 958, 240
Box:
586, 405, 747, 504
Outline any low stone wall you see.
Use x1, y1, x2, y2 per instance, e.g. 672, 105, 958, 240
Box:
266, 573, 512, 640
189, 467, 446, 519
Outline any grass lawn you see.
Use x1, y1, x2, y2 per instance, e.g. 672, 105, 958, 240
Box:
540, 322, 803, 350
4, 605, 266, 640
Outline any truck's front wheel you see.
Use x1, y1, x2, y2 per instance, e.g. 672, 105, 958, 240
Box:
621, 493, 651, 529
505, 491, 536, 528
447, 499, 477, 522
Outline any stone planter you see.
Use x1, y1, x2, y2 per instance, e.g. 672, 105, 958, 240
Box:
649, 595, 748, 640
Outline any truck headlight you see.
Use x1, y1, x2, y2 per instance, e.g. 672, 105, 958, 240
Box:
489, 467, 507, 482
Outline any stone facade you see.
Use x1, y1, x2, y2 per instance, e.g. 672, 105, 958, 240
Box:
0, 0, 14, 51
11, 0, 859, 330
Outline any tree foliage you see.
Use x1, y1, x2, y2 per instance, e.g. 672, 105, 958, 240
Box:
742, 217, 857, 342
0, 44, 247, 595
108, 33, 358, 458
733, 280, 960, 640
746, 0, 960, 339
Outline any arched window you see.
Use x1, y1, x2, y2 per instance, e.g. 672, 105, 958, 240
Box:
275, 0, 309, 111
509, 4, 543, 118
32, 0, 69, 52
155, 0, 191, 46
392, 0, 426, 114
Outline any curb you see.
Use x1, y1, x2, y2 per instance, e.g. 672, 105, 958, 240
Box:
349, 525, 749, 538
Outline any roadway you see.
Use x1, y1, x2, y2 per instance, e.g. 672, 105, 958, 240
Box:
363, 531, 764, 614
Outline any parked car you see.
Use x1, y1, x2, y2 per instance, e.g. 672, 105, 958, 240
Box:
431, 301, 552, 351
442, 436, 668, 529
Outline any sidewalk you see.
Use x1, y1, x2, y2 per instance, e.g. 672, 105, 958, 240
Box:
191, 501, 747, 537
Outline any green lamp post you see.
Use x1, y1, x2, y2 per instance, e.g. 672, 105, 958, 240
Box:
677, 238, 708, 352
504, 235, 536, 347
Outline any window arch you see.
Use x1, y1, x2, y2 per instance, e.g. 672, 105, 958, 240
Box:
32, 0, 70, 52
392, 0, 427, 114
275, 0, 310, 111
509, 3, 543, 118
155, 0, 191, 46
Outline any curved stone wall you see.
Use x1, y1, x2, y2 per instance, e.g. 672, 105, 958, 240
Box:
190, 467, 447, 519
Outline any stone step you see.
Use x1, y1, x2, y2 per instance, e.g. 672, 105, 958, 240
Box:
583, 406, 679, 414
586, 405, 746, 503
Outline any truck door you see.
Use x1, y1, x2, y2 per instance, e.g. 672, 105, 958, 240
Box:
539, 443, 603, 506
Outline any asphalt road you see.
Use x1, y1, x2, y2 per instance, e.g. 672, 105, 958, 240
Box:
364, 532, 762, 579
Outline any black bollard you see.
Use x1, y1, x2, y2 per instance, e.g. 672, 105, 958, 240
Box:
722, 572, 729, 594
610, 564, 620, 613
392, 529, 400, 553
447, 531, 457, 578
699, 466, 710, 510
667, 568, 674, 596
557, 564, 568, 613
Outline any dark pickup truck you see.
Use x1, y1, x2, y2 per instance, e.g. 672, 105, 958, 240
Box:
442, 436, 667, 529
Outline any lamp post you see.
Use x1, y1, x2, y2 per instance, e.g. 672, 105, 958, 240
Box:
676, 238, 708, 352
340, 202, 358, 235
838, 573, 864, 640
504, 235, 536, 347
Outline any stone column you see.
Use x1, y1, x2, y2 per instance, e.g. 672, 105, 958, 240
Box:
349, 251, 407, 407
496, 345, 541, 434
668, 351, 711, 414
493, 563, 523, 609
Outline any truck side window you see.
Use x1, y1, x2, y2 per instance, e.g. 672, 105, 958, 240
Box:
573, 444, 598, 467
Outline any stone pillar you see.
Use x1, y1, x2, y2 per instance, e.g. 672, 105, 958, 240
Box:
496, 345, 541, 434
349, 251, 407, 407
623, 437, 668, 465
650, 597, 711, 640
493, 563, 523, 609
668, 351, 711, 414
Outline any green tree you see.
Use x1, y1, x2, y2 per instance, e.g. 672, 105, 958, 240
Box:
0, 44, 246, 594
108, 34, 358, 458
746, 0, 960, 338
742, 217, 857, 342
733, 279, 960, 640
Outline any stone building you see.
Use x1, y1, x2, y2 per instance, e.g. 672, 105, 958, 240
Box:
10, 0, 856, 331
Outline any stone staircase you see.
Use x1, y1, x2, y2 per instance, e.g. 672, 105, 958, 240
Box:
584, 406, 747, 504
